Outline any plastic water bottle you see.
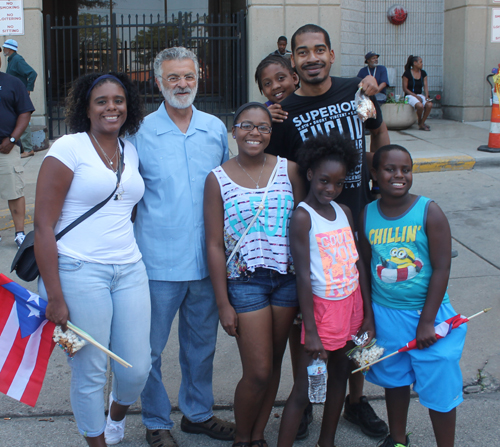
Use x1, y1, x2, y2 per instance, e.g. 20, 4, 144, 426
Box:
307, 358, 327, 403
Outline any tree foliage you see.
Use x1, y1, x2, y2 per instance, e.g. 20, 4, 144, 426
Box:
132, 22, 184, 65
77, 0, 116, 9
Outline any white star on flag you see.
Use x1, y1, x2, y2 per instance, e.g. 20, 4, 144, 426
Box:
27, 292, 40, 306
26, 304, 41, 318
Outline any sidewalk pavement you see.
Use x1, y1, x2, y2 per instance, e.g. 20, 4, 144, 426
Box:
0, 118, 499, 446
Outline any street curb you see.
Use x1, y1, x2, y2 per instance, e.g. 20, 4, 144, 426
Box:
0, 204, 34, 231
413, 155, 475, 173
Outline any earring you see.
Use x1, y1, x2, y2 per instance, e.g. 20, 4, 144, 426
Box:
232, 135, 236, 139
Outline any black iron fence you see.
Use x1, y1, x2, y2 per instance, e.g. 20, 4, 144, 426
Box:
45, 11, 247, 138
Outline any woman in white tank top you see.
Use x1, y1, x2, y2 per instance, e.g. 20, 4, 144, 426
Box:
204, 103, 305, 447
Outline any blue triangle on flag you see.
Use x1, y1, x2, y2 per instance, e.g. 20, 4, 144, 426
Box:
1, 282, 48, 338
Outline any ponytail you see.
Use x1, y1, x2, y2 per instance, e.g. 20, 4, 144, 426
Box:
405, 55, 419, 72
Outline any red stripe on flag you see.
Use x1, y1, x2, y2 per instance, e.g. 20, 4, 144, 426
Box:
0, 329, 29, 395
20, 321, 56, 407
0, 274, 13, 287
0, 291, 13, 333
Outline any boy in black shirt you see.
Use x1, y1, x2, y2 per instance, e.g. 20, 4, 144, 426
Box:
266, 23, 390, 439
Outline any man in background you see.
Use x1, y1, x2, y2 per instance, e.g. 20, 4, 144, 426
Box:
270, 35, 292, 59
0, 46, 34, 246
357, 51, 389, 104
2, 39, 38, 158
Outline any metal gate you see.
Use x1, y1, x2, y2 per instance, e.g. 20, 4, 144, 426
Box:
45, 11, 248, 138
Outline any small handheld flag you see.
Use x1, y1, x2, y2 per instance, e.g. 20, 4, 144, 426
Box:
352, 308, 492, 374
0, 274, 56, 406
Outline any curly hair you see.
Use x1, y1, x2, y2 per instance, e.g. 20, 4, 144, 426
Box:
65, 72, 145, 136
254, 55, 296, 94
296, 133, 358, 178
372, 144, 413, 170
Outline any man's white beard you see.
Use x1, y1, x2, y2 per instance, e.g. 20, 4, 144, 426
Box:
161, 83, 198, 109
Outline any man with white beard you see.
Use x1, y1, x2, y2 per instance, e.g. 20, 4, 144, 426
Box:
128, 47, 232, 447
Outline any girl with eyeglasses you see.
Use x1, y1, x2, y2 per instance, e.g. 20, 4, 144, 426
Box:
204, 102, 305, 447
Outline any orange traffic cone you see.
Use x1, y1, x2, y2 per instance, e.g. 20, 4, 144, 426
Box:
478, 69, 500, 153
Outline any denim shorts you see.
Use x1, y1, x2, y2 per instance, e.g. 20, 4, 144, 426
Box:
227, 268, 298, 314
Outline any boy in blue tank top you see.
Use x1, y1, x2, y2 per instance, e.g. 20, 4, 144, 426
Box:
358, 145, 466, 447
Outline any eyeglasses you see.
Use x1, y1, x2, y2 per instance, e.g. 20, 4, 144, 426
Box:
234, 122, 272, 134
161, 74, 197, 83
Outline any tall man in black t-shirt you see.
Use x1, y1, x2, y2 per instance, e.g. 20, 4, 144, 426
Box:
0, 46, 34, 247
266, 24, 390, 439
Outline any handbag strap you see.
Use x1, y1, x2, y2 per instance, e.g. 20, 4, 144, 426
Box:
226, 159, 280, 267
55, 139, 125, 241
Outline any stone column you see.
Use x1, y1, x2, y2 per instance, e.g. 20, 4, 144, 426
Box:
246, 0, 341, 102
443, 0, 497, 121
1, 0, 45, 126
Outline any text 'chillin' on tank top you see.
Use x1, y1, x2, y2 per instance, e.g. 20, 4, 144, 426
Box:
212, 157, 294, 278
364, 195, 450, 310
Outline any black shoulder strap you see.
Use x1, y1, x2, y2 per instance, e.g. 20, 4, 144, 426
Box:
55, 139, 125, 241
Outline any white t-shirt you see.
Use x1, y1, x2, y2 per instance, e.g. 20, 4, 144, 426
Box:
45, 132, 144, 264
298, 201, 359, 300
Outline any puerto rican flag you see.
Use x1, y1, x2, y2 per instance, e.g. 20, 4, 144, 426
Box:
399, 314, 469, 352
0, 274, 55, 407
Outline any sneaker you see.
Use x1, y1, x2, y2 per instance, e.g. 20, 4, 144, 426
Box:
343, 395, 388, 437
104, 393, 126, 445
15, 232, 25, 248
296, 402, 313, 440
377, 434, 410, 447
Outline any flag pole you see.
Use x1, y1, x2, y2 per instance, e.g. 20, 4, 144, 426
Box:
351, 308, 492, 374
67, 322, 132, 368
466, 308, 492, 320
352, 350, 400, 374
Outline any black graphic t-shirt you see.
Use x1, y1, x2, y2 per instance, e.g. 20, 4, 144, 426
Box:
266, 76, 382, 226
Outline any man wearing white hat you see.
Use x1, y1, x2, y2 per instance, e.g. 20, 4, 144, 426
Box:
2, 39, 37, 158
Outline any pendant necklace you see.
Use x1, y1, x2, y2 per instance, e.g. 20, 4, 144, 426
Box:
91, 132, 124, 200
91, 132, 119, 171
236, 155, 266, 188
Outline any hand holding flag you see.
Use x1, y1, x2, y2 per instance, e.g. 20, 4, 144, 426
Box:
352, 308, 492, 374
0, 274, 55, 407
0, 274, 133, 407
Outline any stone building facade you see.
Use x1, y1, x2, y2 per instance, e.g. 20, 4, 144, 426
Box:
1, 0, 498, 125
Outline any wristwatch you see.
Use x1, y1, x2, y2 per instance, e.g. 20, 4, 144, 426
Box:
9, 136, 16, 143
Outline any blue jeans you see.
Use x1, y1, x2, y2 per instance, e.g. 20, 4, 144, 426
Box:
39, 256, 152, 437
141, 276, 219, 430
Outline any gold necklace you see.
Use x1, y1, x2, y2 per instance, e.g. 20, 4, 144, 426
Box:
91, 132, 119, 171
236, 155, 266, 188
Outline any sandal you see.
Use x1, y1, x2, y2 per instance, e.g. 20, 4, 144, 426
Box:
250, 440, 268, 447
181, 415, 236, 440
145, 428, 178, 447
233, 443, 251, 447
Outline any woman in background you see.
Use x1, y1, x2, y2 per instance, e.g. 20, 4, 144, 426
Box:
402, 55, 433, 131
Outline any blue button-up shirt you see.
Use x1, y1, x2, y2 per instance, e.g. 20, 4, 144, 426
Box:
128, 103, 229, 281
